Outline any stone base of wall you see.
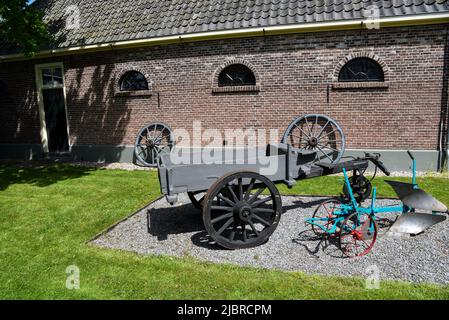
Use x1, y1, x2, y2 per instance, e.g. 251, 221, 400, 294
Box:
0, 143, 443, 172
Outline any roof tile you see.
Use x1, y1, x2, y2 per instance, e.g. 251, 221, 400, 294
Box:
1, 0, 448, 55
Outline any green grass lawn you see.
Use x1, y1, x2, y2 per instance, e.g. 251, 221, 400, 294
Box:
0, 164, 448, 299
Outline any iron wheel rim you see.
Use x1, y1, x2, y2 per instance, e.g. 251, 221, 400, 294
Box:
311, 199, 342, 237
188, 191, 206, 210
134, 123, 175, 167
203, 171, 282, 249
338, 212, 378, 258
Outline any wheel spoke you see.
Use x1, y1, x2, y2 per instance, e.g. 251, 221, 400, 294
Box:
210, 206, 233, 212
317, 146, 334, 162
137, 146, 147, 157
252, 213, 271, 226
238, 178, 243, 200
140, 135, 149, 143
155, 132, 170, 144
304, 117, 313, 137
248, 220, 259, 235
248, 187, 265, 203
253, 208, 275, 214
151, 124, 158, 140
216, 217, 234, 235
211, 212, 233, 224
296, 126, 310, 139
316, 120, 330, 139
154, 145, 165, 154
241, 223, 248, 241
151, 148, 157, 162
226, 185, 239, 203
320, 127, 340, 140
229, 230, 236, 241
252, 196, 272, 208
244, 178, 255, 200
217, 193, 235, 207
317, 144, 339, 153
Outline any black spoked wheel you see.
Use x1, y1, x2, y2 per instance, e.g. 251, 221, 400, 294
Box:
203, 171, 282, 249
188, 191, 206, 210
281, 114, 345, 164
311, 199, 343, 237
134, 123, 175, 167
342, 172, 372, 204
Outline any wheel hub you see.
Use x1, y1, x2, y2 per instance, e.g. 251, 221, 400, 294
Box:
147, 139, 155, 148
351, 230, 363, 240
234, 202, 253, 222
308, 137, 318, 147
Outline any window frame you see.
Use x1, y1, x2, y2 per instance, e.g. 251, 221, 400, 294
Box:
338, 57, 385, 83
217, 63, 257, 87
119, 70, 149, 92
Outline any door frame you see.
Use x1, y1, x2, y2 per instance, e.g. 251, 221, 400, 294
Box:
34, 62, 71, 153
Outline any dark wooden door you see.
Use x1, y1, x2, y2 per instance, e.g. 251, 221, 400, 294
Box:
42, 88, 69, 153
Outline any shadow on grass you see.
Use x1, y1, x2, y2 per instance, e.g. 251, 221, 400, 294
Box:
0, 163, 98, 190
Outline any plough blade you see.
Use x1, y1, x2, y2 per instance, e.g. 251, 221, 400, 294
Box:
388, 212, 447, 236
385, 181, 448, 212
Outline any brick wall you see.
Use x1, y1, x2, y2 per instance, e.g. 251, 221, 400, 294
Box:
0, 24, 448, 151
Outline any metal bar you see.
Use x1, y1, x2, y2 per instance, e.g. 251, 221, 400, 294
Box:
412, 159, 417, 186
343, 168, 359, 209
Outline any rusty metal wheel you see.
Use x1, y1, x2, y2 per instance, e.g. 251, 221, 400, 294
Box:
203, 171, 282, 249
282, 114, 345, 164
134, 123, 174, 167
339, 212, 378, 258
311, 199, 343, 238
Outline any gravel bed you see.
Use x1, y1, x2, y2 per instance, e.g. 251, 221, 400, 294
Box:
92, 194, 449, 284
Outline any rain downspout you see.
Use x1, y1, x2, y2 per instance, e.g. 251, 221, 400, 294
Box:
438, 26, 449, 172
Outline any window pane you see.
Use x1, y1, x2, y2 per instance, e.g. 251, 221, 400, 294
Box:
218, 64, 256, 87
42, 69, 53, 85
52, 68, 63, 85
338, 58, 384, 82
120, 71, 149, 91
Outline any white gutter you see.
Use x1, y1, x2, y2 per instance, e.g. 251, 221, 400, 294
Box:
1, 12, 449, 62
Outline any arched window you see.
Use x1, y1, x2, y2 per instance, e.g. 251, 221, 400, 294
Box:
218, 64, 256, 87
338, 58, 384, 82
119, 71, 149, 91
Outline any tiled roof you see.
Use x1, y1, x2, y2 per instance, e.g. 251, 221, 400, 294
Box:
2, 0, 449, 55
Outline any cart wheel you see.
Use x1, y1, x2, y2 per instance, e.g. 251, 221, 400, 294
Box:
134, 123, 175, 167
343, 173, 372, 204
338, 212, 377, 258
282, 114, 345, 164
311, 199, 343, 237
188, 191, 206, 210
203, 171, 282, 249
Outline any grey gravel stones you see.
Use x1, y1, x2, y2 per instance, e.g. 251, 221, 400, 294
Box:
92, 194, 449, 284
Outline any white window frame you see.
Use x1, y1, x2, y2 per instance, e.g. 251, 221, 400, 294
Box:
34, 62, 71, 153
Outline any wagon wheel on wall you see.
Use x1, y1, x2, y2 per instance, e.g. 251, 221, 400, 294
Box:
282, 114, 345, 164
202, 171, 282, 249
134, 123, 175, 167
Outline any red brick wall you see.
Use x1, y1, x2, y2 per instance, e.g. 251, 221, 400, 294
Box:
0, 24, 448, 150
